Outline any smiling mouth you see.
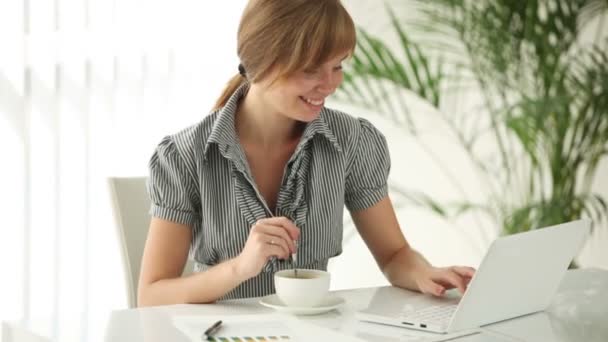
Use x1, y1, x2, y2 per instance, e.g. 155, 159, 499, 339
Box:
300, 96, 324, 106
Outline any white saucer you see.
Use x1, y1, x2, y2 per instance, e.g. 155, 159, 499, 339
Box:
259, 294, 345, 315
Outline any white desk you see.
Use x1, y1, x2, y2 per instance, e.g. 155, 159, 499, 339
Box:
6, 269, 608, 342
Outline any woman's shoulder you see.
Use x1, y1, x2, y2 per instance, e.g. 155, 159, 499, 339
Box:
156, 110, 220, 162
166, 111, 219, 149
320, 106, 383, 149
321, 106, 359, 126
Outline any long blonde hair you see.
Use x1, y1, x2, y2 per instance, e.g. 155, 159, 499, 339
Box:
212, 0, 356, 111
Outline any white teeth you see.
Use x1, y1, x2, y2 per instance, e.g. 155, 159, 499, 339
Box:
302, 97, 323, 106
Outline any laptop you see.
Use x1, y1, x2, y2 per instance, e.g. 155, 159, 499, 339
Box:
356, 219, 591, 334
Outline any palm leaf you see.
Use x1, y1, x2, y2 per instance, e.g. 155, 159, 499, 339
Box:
336, 6, 444, 131
336, 0, 608, 245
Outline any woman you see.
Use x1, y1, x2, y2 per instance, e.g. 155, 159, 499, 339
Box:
137, 0, 475, 306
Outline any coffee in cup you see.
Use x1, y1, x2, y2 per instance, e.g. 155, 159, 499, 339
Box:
274, 269, 330, 307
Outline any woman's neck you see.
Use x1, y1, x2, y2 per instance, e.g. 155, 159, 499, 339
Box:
235, 86, 303, 148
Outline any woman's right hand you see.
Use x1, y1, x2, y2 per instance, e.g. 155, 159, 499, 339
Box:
234, 217, 300, 281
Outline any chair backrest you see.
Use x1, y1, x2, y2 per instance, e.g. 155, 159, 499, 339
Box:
108, 176, 192, 308
2, 321, 52, 342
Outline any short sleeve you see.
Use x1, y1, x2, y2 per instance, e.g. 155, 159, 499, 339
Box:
344, 119, 391, 212
147, 136, 200, 227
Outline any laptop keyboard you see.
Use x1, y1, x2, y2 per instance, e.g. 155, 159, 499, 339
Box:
400, 304, 457, 324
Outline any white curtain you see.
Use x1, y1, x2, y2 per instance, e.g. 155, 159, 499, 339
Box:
0, 0, 247, 340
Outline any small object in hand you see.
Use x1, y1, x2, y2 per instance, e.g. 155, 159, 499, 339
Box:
292, 240, 298, 278
202, 320, 222, 341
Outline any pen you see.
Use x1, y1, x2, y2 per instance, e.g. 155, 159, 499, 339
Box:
202, 320, 222, 341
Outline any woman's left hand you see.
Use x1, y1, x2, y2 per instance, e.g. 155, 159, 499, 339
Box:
414, 266, 476, 296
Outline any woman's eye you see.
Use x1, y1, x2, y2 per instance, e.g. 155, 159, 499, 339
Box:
333, 65, 343, 71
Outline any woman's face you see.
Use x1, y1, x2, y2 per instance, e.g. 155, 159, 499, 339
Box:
258, 54, 348, 123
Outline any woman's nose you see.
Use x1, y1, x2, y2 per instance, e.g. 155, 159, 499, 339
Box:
316, 71, 336, 93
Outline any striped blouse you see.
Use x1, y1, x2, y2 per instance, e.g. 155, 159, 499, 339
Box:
147, 84, 390, 300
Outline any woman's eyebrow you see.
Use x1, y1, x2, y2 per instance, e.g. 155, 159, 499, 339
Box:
339, 54, 352, 62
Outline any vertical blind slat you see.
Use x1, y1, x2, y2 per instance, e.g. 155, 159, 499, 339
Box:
22, 0, 32, 324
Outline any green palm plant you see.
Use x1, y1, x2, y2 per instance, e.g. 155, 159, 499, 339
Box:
336, 0, 608, 243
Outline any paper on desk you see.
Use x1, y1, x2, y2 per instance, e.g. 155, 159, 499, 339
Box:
172, 314, 365, 342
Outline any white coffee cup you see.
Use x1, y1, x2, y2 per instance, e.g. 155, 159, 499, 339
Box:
274, 269, 330, 307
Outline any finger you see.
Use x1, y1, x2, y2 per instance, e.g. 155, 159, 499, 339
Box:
421, 279, 445, 296
257, 217, 300, 241
440, 277, 472, 292
265, 243, 289, 260
251, 230, 290, 259
451, 267, 475, 291
433, 269, 466, 294
433, 279, 457, 290
264, 235, 290, 259
253, 222, 296, 253
450, 273, 467, 294
451, 266, 476, 278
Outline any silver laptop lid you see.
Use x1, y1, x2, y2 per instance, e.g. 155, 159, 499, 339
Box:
448, 219, 591, 332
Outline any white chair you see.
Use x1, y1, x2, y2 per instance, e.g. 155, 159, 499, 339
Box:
1, 321, 52, 342
108, 177, 193, 308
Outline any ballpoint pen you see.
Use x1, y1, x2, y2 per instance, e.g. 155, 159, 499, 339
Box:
202, 320, 222, 341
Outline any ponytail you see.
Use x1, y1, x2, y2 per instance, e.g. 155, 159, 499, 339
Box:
212, 74, 247, 112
